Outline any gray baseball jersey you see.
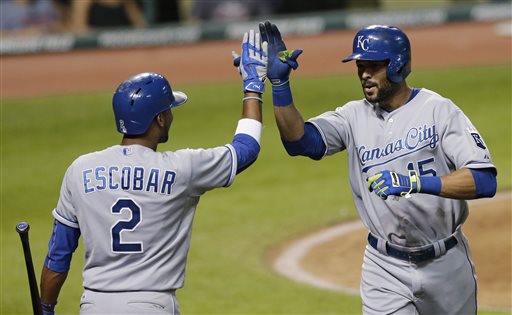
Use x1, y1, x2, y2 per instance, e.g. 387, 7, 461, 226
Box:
308, 88, 495, 246
53, 144, 237, 291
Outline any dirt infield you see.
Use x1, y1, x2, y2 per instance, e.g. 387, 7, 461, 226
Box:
295, 193, 511, 310
2, 21, 511, 98
2, 19, 511, 311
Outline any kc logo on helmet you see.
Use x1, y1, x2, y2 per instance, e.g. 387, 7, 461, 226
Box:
357, 36, 370, 51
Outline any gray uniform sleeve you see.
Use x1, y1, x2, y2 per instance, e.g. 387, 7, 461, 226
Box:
438, 101, 496, 172
308, 103, 354, 156
52, 163, 79, 228
177, 145, 237, 196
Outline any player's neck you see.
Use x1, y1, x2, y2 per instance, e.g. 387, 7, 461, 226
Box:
120, 137, 158, 151
379, 84, 412, 112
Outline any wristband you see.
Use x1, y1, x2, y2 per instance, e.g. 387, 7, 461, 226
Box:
235, 118, 262, 144
418, 176, 442, 195
242, 96, 263, 103
272, 81, 293, 107
41, 301, 57, 315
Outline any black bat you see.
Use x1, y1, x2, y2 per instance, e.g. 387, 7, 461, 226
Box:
16, 222, 43, 315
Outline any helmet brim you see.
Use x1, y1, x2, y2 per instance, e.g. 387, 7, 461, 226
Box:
171, 91, 188, 108
342, 52, 390, 63
342, 53, 361, 63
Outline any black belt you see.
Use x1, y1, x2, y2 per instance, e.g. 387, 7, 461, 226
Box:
367, 233, 458, 263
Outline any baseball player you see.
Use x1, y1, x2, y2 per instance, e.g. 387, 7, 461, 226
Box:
39, 29, 267, 315
259, 21, 497, 315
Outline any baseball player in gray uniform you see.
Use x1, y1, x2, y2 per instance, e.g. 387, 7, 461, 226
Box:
259, 21, 497, 315
39, 30, 268, 315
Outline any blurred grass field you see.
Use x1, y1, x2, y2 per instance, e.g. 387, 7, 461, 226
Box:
1, 64, 511, 314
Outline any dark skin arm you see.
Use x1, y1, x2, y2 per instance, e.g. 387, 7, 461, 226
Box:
241, 92, 263, 122
40, 266, 68, 308
439, 167, 477, 200
273, 102, 304, 141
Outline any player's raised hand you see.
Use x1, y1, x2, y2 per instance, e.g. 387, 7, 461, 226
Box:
259, 21, 303, 86
367, 170, 421, 200
232, 29, 268, 94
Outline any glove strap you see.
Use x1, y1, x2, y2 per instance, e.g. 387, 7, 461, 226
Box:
400, 170, 420, 198
272, 81, 293, 107
244, 81, 265, 94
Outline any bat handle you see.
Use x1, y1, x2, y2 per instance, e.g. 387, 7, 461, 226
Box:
16, 222, 43, 315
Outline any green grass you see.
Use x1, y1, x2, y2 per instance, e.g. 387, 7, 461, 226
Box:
1, 64, 510, 314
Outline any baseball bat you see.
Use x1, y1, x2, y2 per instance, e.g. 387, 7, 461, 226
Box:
16, 222, 43, 315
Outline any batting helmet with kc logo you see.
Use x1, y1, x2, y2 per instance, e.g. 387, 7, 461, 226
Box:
342, 25, 411, 83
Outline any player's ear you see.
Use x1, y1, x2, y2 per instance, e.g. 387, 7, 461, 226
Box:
155, 112, 166, 128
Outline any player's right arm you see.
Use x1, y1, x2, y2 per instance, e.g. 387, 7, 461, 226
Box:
259, 21, 326, 160
40, 266, 67, 315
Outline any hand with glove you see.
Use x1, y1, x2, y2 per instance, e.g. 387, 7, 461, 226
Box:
258, 20, 303, 106
367, 170, 421, 200
232, 29, 267, 94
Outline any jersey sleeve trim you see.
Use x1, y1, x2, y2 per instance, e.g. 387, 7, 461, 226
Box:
464, 162, 497, 174
52, 209, 79, 229
223, 144, 237, 187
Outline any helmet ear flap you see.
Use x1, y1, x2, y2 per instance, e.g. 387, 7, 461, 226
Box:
387, 56, 410, 83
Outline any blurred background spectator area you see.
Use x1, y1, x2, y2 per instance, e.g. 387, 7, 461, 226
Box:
1, 0, 509, 37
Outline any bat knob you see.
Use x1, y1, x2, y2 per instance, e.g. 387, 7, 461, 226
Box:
16, 222, 30, 234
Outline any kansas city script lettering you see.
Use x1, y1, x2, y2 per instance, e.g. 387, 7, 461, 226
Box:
357, 124, 439, 166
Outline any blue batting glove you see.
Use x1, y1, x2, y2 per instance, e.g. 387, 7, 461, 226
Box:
232, 29, 267, 94
259, 21, 303, 86
367, 170, 421, 200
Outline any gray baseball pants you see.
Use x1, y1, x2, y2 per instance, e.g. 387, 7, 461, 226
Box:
80, 289, 180, 314
360, 230, 477, 315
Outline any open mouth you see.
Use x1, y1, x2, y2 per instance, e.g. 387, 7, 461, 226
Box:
363, 82, 377, 94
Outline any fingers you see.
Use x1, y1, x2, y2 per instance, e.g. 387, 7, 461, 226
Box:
290, 49, 303, 61
270, 22, 287, 51
248, 29, 256, 59
367, 173, 383, 192
255, 31, 261, 59
259, 22, 268, 43
243, 31, 248, 45
232, 52, 241, 67
264, 21, 272, 44
261, 41, 268, 62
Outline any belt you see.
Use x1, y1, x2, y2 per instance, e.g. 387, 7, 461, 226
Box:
367, 233, 458, 263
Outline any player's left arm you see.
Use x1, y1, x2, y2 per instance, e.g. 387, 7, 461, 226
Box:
367, 167, 496, 200
40, 219, 81, 314
231, 29, 266, 173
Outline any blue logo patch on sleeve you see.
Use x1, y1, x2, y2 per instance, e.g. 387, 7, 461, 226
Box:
471, 132, 486, 149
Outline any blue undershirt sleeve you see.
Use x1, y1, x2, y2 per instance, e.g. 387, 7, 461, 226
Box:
470, 168, 497, 198
231, 133, 260, 174
44, 220, 80, 273
282, 122, 326, 160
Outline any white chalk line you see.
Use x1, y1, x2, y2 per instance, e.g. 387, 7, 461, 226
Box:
272, 191, 511, 308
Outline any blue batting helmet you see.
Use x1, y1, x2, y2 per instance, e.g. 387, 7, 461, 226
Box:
342, 25, 411, 83
112, 72, 187, 135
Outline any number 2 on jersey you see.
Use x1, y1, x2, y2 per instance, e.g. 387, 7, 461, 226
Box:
111, 198, 143, 253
